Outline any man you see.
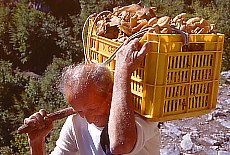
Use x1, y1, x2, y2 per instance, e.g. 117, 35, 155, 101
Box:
24, 38, 160, 155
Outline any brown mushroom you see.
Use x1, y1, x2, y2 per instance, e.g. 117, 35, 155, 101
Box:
148, 17, 158, 26
132, 20, 148, 33
199, 18, 208, 28
140, 23, 150, 30
110, 16, 121, 26
209, 24, 216, 33
186, 17, 201, 25
135, 7, 155, 20
119, 25, 132, 36
130, 14, 138, 28
161, 28, 169, 34
173, 13, 186, 23
194, 27, 201, 34
152, 24, 160, 33
157, 16, 170, 28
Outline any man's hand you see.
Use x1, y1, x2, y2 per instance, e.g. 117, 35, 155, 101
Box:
24, 109, 53, 155
115, 38, 150, 75
24, 109, 53, 141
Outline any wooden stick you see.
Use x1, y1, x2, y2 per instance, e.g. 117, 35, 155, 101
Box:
17, 107, 76, 134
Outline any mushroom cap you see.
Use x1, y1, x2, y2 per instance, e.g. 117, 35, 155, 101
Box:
135, 7, 155, 20
157, 16, 170, 27
186, 17, 201, 25
148, 17, 158, 26
180, 25, 186, 31
173, 13, 186, 22
150, 7, 157, 12
110, 16, 121, 26
199, 18, 208, 27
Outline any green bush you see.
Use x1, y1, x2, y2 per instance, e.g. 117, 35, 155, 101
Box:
0, 0, 229, 154
0, 60, 29, 153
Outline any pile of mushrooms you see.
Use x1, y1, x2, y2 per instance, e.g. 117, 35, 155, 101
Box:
92, 4, 216, 42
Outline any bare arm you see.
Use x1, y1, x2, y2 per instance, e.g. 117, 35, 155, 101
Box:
24, 109, 53, 155
108, 38, 150, 154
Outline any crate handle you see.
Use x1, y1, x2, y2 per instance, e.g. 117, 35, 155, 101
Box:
171, 26, 189, 51
82, 11, 112, 64
82, 13, 97, 64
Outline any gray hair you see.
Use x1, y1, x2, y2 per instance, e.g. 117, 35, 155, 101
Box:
59, 63, 113, 97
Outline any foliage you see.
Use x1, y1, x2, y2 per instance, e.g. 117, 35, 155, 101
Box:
0, 60, 29, 153
215, 0, 230, 70
0, 0, 83, 74
0, 0, 229, 154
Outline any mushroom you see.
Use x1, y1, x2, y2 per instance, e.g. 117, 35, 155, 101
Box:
199, 18, 208, 28
180, 24, 187, 32
148, 17, 158, 26
209, 24, 216, 33
118, 10, 131, 22
130, 14, 138, 28
140, 23, 150, 30
194, 27, 201, 34
152, 23, 160, 33
110, 16, 121, 26
161, 27, 169, 34
186, 17, 201, 25
135, 7, 156, 20
157, 16, 170, 28
157, 16, 171, 33
119, 25, 132, 36
132, 20, 148, 33
173, 13, 186, 23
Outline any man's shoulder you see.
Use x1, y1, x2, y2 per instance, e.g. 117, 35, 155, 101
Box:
134, 114, 159, 129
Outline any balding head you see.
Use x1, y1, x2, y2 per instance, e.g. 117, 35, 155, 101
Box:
60, 63, 113, 101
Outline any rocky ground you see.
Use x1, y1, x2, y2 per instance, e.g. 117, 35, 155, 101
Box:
160, 71, 230, 155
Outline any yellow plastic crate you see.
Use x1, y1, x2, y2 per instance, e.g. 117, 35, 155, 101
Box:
87, 29, 224, 121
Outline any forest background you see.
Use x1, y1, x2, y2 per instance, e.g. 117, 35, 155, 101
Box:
0, 0, 229, 154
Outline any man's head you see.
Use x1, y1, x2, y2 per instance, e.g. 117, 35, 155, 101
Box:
60, 63, 113, 127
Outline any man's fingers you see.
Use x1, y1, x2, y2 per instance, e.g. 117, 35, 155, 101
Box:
27, 112, 46, 129
39, 109, 47, 118
24, 117, 36, 127
136, 42, 150, 60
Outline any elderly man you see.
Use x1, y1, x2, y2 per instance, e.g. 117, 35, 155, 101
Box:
24, 38, 160, 155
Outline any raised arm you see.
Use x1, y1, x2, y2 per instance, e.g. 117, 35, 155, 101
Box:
108, 38, 150, 154
23, 109, 53, 155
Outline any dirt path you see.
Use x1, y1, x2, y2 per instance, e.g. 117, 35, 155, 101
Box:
160, 84, 230, 155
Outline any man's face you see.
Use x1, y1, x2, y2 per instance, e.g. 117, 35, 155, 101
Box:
64, 82, 112, 127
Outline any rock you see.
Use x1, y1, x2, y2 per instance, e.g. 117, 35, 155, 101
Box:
163, 122, 182, 137
197, 137, 218, 146
206, 113, 213, 121
213, 112, 227, 118
218, 151, 230, 155
220, 121, 230, 129
220, 70, 230, 83
191, 144, 203, 153
213, 141, 223, 146
180, 133, 193, 151
160, 145, 180, 155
